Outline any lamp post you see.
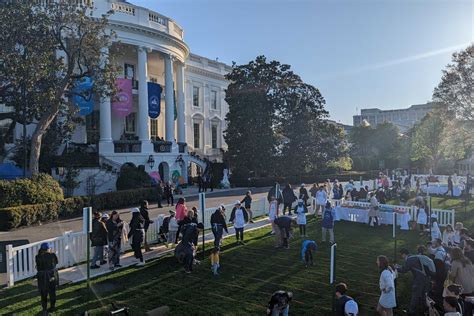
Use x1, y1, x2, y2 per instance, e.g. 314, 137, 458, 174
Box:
147, 155, 155, 169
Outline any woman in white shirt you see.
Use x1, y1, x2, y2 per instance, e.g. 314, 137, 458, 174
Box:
442, 224, 455, 247
229, 201, 249, 245
430, 214, 441, 242
376, 255, 396, 316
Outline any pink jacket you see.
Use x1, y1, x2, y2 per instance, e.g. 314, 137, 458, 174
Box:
175, 203, 187, 221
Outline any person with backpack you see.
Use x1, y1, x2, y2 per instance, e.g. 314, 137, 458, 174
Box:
335, 283, 359, 316
294, 199, 308, 237
396, 248, 433, 315
210, 205, 228, 249
322, 201, 336, 244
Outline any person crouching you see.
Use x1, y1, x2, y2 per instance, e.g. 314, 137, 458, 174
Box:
301, 240, 317, 267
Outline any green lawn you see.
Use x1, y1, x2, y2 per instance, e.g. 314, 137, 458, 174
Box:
1, 196, 472, 315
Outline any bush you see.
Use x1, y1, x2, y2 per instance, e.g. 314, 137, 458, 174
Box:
116, 165, 153, 190
0, 173, 64, 208
0, 187, 160, 230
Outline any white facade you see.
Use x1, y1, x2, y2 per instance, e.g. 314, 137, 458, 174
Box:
1, 0, 232, 191
353, 102, 437, 133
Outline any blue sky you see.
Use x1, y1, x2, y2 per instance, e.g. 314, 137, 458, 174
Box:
131, 0, 473, 125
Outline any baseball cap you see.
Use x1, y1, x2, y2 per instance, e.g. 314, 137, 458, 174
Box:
40, 242, 51, 250
131, 208, 140, 213
234, 200, 241, 205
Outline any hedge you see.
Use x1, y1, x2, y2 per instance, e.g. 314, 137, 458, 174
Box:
0, 187, 159, 231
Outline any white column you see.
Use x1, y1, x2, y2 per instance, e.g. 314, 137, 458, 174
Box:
98, 47, 113, 154
164, 54, 175, 143
138, 47, 150, 145
176, 62, 186, 144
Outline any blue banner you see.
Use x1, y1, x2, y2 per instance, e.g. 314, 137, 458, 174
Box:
72, 77, 94, 116
148, 82, 162, 119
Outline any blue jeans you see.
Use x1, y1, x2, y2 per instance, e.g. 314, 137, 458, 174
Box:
212, 225, 223, 248
271, 305, 289, 316
91, 245, 104, 265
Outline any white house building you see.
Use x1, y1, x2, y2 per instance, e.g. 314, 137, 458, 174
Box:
1, 0, 232, 194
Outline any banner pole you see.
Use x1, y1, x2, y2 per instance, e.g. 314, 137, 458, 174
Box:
330, 243, 337, 315
199, 193, 206, 256
83, 207, 92, 291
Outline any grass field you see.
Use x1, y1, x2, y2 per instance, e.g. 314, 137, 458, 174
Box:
1, 196, 472, 315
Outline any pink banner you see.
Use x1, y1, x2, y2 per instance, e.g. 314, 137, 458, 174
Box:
112, 78, 133, 118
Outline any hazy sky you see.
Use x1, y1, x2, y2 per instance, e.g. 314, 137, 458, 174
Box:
131, 0, 473, 125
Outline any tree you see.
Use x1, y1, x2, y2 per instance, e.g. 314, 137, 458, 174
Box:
410, 111, 445, 171
0, 2, 118, 175
433, 44, 473, 121
224, 56, 287, 177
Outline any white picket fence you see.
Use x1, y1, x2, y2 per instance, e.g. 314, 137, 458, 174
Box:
5, 197, 270, 287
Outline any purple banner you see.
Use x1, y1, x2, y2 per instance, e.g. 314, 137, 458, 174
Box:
112, 78, 133, 118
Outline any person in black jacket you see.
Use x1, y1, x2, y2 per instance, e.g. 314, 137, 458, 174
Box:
335, 283, 359, 316
156, 181, 164, 208
211, 206, 228, 248
164, 182, 174, 206
175, 222, 204, 273
266, 290, 293, 316
36, 242, 59, 315
140, 200, 154, 252
282, 184, 297, 215
90, 211, 108, 269
395, 248, 431, 315
128, 208, 146, 266
299, 184, 309, 206
273, 216, 295, 249
241, 191, 254, 223
267, 182, 283, 205
106, 210, 124, 270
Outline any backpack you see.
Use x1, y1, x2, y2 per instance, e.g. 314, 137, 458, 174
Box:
414, 255, 436, 277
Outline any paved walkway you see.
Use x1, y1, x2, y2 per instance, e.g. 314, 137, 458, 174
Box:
56, 217, 273, 285
0, 186, 271, 243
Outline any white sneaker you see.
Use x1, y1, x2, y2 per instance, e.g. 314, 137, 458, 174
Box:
137, 260, 145, 266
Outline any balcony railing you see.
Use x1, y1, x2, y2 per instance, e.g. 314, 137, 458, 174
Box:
153, 141, 172, 153
113, 140, 141, 153
178, 142, 187, 153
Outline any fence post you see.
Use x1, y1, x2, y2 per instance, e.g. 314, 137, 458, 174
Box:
6, 244, 14, 287
199, 193, 206, 254
452, 209, 455, 228
63, 231, 71, 267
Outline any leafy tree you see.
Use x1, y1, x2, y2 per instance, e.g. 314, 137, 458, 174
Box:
0, 2, 118, 175
433, 44, 473, 121
410, 111, 445, 171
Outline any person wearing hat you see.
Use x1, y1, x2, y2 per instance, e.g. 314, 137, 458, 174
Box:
229, 200, 249, 245
90, 211, 108, 269
35, 242, 59, 314
266, 290, 293, 316
167, 210, 179, 248
211, 205, 228, 249
128, 208, 146, 266
335, 283, 359, 316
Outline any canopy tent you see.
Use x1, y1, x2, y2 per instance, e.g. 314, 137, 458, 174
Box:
0, 163, 26, 180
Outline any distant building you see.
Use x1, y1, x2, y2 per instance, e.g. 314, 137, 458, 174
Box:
353, 102, 438, 132
325, 119, 353, 134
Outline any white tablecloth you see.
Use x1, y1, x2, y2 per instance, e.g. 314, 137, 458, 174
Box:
421, 184, 462, 197
335, 206, 411, 230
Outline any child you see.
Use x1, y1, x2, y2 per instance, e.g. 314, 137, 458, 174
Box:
430, 214, 441, 242
167, 210, 179, 248
210, 247, 220, 276
301, 240, 317, 267
416, 202, 427, 233
294, 199, 308, 237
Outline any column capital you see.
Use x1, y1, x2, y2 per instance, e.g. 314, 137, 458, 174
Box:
138, 46, 152, 53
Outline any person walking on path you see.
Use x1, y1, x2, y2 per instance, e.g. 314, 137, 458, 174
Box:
211, 206, 228, 248
273, 216, 295, 249
321, 201, 336, 244
164, 181, 174, 206
241, 190, 254, 223
282, 184, 297, 215
230, 200, 248, 245
139, 200, 154, 252
294, 199, 308, 237
299, 184, 309, 206
315, 186, 328, 216
35, 242, 59, 315
106, 211, 124, 271
301, 240, 317, 267
175, 197, 188, 243
376, 255, 397, 316
90, 211, 108, 269
156, 181, 164, 208
128, 208, 146, 266
368, 193, 380, 227
395, 248, 431, 316
266, 290, 293, 316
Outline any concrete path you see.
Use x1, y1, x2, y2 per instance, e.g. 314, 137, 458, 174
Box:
56, 217, 273, 285
0, 186, 271, 243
